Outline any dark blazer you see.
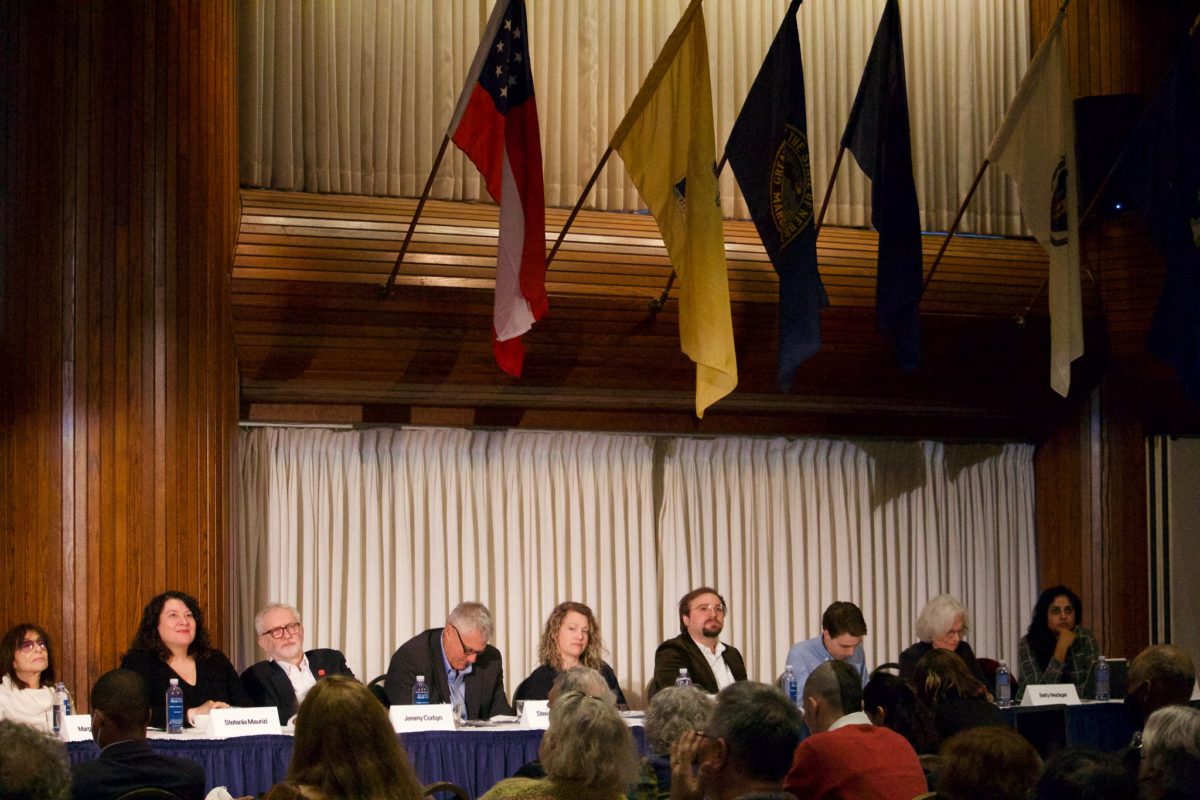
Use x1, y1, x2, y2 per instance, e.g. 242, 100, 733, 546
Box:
70, 739, 206, 800
384, 627, 513, 719
513, 662, 628, 706
240, 648, 355, 722
649, 633, 747, 697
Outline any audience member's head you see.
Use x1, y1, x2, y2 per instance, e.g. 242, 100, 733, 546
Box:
938, 726, 1042, 800
538, 690, 639, 793
89, 668, 152, 747
802, 659, 863, 734
0, 719, 71, 800
912, 648, 990, 706
821, 602, 868, 660
644, 685, 714, 757
285, 676, 422, 800
1034, 747, 1136, 800
705, 681, 801, 786
1140, 705, 1200, 800
547, 664, 614, 707
864, 670, 940, 754
1127, 644, 1197, 726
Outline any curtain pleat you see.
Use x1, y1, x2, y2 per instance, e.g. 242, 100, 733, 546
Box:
238, 0, 1031, 236
232, 427, 1036, 704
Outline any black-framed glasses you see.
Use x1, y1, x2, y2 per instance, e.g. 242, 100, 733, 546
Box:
260, 622, 301, 640
18, 638, 47, 653
448, 623, 481, 657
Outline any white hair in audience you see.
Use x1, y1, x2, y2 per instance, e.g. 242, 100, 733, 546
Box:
1141, 705, 1200, 799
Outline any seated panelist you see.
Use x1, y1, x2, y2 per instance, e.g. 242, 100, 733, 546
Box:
898, 593, 987, 687
1017, 585, 1100, 700
241, 603, 355, 723
384, 601, 513, 719
649, 587, 747, 698
0, 623, 57, 732
120, 590, 250, 728
514, 601, 627, 706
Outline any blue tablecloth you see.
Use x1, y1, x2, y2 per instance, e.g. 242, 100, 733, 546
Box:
1000, 700, 1135, 756
68, 726, 647, 798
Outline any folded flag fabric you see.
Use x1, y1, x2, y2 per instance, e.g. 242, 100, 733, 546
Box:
609, 0, 737, 418
986, 10, 1083, 398
841, 0, 923, 371
447, 0, 547, 377
726, 0, 827, 392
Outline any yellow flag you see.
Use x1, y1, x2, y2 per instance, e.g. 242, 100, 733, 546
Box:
610, 0, 737, 418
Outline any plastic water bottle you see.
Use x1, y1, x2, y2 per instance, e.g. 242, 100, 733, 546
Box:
51, 682, 71, 734
995, 661, 1012, 708
166, 678, 185, 733
675, 668, 692, 688
783, 664, 799, 706
413, 674, 431, 705
1095, 656, 1110, 701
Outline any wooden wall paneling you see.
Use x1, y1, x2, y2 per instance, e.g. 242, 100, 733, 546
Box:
0, 1, 239, 701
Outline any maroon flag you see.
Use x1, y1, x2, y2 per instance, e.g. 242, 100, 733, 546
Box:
448, 0, 546, 377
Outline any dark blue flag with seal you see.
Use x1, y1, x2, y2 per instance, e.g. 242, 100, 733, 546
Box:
841, 0, 922, 370
1112, 33, 1200, 404
725, 0, 825, 392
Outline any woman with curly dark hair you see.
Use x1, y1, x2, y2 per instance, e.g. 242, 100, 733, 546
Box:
513, 601, 627, 706
0, 623, 57, 731
120, 590, 250, 728
1017, 585, 1100, 701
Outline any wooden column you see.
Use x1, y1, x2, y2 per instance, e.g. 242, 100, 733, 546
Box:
0, 1, 239, 700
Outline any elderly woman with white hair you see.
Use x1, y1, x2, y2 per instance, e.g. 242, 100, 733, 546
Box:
898, 594, 987, 686
483, 690, 639, 800
1140, 705, 1200, 800
634, 686, 715, 799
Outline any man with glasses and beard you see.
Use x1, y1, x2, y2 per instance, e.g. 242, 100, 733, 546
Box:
385, 601, 514, 719
649, 587, 747, 698
241, 603, 355, 723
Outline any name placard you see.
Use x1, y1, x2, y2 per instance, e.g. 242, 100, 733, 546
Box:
389, 703, 457, 732
208, 706, 281, 738
61, 714, 93, 742
1021, 684, 1081, 706
519, 700, 550, 729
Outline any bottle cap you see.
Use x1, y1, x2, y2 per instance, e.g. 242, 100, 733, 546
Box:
169, 678, 179, 685
416, 675, 425, 681
679, 668, 687, 674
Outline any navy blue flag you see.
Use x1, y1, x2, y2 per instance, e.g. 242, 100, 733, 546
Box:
841, 0, 922, 369
725, 0, 826, 391
1112, 34, 1200, 404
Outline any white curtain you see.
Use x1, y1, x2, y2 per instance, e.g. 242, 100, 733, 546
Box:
239, 0, 1030, 236
232, 426, 1036, 704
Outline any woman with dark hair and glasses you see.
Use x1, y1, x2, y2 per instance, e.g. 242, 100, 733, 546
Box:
120, 590, 250, 728
514, 601, 627, 706
1017, 585, 1100, 701
0, 623, 57, 731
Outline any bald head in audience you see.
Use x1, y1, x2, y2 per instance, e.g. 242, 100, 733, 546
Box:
1127, 645, 1196, 726
802, 660, 864, 734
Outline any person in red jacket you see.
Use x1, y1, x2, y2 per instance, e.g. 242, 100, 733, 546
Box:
784, 660, 928, 800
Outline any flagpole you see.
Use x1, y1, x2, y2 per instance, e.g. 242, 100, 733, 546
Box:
922, 0, 1072, 298
920, 159, 990, 293
814, 145, 846, 234
543, 147, 615, 272
381, 134, 453, 298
